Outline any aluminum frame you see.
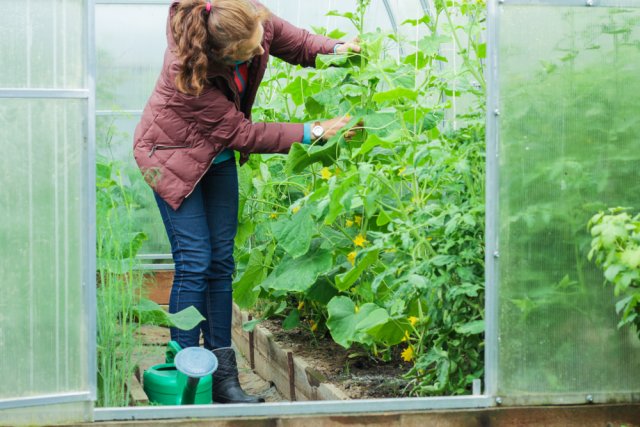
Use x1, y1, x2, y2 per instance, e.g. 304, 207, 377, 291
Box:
484, 0, 500, 401
0, 393, 92, 411
94, 396, 494, 421
86, 0, 98, 404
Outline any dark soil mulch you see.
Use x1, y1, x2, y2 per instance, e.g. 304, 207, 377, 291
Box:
259, 317, 413, 399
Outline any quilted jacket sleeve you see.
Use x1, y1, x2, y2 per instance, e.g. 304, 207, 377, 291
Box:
269, 13, 342, 67
172, 88, 305, 154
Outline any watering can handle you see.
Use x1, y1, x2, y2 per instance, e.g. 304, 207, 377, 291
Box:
165, 340, 183, 363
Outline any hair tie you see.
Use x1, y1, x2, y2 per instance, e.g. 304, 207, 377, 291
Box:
205, 1, 212, 13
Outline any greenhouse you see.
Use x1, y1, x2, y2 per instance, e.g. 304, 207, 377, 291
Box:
1, 0, 639, 425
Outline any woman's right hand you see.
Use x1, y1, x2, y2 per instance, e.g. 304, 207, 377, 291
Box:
317, 116, 359, 141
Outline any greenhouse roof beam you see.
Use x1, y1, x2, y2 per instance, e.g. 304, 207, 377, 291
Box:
419, 0, 431, 16
381, 0, 398, 34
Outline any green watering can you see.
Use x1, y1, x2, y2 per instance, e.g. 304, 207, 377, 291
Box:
143, 341, 218, 405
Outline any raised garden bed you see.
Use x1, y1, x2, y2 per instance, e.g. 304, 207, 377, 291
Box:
231, 303, 413, 401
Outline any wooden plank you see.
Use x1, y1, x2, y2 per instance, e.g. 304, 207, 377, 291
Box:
144, 271, 173, 305
128, 372, 149, 406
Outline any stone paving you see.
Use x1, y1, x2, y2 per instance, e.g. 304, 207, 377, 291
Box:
134, 325, 285, 404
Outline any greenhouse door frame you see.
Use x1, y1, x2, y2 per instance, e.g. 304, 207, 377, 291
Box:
92, 0, 640, 422
0, 0, 97, 421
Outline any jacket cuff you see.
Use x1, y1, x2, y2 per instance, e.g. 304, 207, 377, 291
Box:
303, 123, 312, 144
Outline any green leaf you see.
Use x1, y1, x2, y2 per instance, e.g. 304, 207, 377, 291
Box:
306, 276, 340, 305
326, 297, 381, 348
363, 111, 397, 136
372, 87, 418, 104
285, 141, 340, 174
283, 76, 309, 106
261, 245, 333, 292
476, 42, 487, 59
355, 307, 389, 331
402, 15, 431, 26
621, 247, 640, 269
133, 298, 205, 331
271, 206, 315, 258
430, 254, 456, 267
376, 208, 391, 226
353, 134, 394, 157
242, 318, 262, 332
283, 309, 301, 330
335, 249, 380, 291
418, 34, 450, 56
366, 318, 410, 345
604, 264, 623, 282
316, 53, 350, 68
455, 320, 485, 335
233, 249, 265, 309
325, 175, 358, 225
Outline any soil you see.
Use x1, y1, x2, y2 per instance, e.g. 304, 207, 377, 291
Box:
258, 317, 413, 399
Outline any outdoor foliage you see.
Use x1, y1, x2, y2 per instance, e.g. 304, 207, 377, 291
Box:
233, 0, 486, 396
589, 209, 640, 335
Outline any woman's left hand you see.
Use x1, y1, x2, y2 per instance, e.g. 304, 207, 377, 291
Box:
335, 37, 361, 54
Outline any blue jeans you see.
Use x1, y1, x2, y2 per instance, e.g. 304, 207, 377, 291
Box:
154, 158, 238, 350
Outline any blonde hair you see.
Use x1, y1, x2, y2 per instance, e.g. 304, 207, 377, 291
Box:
171, 0, 270, 95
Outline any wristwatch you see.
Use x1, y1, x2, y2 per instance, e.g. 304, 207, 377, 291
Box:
311, 122, 325, 141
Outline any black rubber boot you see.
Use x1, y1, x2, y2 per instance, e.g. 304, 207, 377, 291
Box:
211, 347, 265, 404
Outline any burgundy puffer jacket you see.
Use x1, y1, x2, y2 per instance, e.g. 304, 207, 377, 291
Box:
133, 1, 340, 210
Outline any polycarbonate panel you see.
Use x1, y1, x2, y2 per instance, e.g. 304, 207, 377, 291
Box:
0, 99, 88, 398
497, 5, 640, 401
0, 0, 85, 88
97, 114, 170, 254
96, 3, 169, 110
261, 0, 392, 38
94, 0, 396, 112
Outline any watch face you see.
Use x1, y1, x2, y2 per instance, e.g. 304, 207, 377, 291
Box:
312, 126, 324, 138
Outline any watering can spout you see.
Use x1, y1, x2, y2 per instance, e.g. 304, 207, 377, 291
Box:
174, 346, 218, 405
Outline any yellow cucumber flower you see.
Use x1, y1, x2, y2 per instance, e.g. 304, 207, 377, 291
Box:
409, 316, 419, 326
401, 345, 414, 362
346, 219, 354, 227
292, 206, 300, 214
353, 234, 367, 247
354, 215, 362, 225
347, 251, 357, 265
321, 167, 332, 180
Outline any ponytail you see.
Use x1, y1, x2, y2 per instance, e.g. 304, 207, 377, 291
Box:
171, 0, 270, 96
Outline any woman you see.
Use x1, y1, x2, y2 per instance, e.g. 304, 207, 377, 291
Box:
133, 0, 359, 404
